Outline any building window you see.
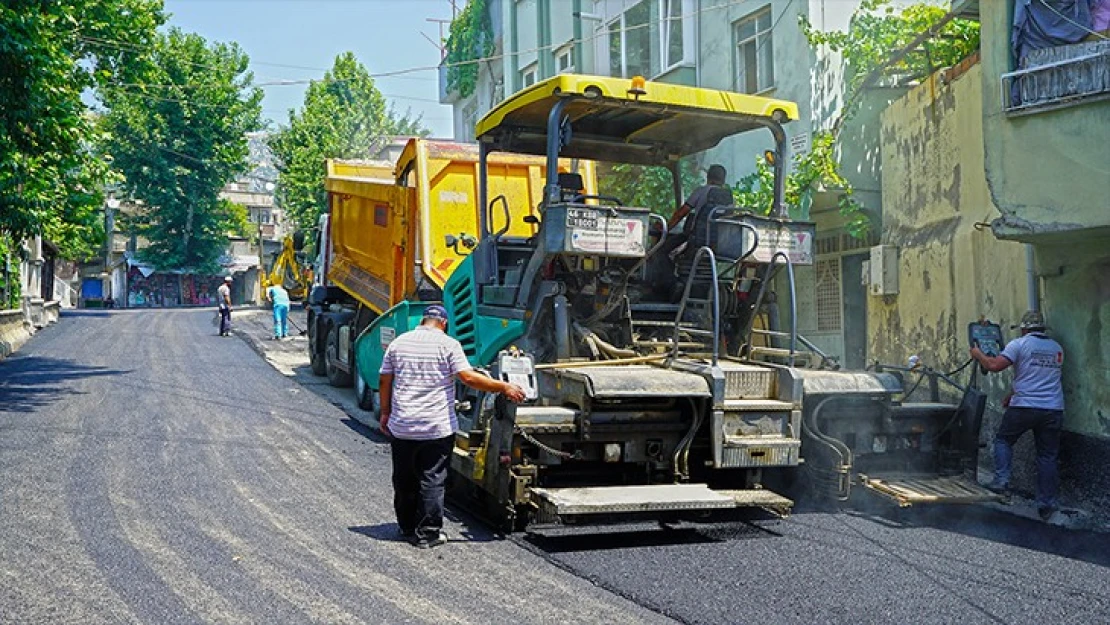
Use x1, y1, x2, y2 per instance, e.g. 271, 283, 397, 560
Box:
815, 258, 842, 333
607, 0, 652, 78
521, 62, 538, 88
661, 0, 684, 71
461, 101, 478, 142
734, 7, 774, 93
555, 44, 574, 74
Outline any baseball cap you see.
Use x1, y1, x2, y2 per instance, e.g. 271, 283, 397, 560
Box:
224, 276, 233, 282
423, 304, 449, 322
1012, 310, 1045, 330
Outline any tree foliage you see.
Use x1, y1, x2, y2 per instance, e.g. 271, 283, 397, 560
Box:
268, 52, 428, 232
444, 0, 493, 99
597, 161, 702, 219
0, 0, 164, 259
801, 0, 980, 108
733, 133, 870, 236
101, 28, 262, 273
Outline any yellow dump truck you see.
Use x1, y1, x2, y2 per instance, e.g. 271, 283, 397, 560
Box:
306, 138, 596, 412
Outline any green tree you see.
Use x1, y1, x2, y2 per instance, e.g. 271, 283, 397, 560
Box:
101, 28, 262, 273
597, 161, 702, 219
0, 0, 163, 258
268, 52, 428, 232
800, 0, 980, 130
443, 0, 493, 99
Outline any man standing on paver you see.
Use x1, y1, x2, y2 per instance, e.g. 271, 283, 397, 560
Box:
378, 305, 526, 548
217, 276, 233, 337
971, 310, 1065, 520
266, 283, 290, 340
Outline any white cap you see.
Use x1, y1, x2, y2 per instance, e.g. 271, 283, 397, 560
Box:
224, 276, 233, 282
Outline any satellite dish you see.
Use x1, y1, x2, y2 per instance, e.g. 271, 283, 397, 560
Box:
265, 182, 275, 192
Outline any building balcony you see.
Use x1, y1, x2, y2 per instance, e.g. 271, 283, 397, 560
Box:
1002, 40, 1110, 116
439, 63, 460, 104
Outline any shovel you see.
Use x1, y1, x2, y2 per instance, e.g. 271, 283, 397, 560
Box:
287, 311, 308, 336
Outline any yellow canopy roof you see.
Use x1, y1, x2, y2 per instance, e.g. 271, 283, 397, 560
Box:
475, 74, 800, 166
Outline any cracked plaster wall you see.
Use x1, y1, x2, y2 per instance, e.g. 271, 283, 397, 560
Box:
877, 62, 1028, 445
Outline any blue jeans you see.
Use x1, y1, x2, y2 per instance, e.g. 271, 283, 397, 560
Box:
272, 304, 289, 338
994, 407, 1063, 508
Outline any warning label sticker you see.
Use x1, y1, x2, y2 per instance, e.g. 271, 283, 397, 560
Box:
380, 326, 396, 349
566, 208, 645, 256
747, 228, 814, 265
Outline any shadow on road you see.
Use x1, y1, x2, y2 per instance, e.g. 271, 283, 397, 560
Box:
348, 510, 500, 546
873, 504, 1110, 568
0, 355, 131, 413
59, 310, 114, 318
339, 417, 388, 444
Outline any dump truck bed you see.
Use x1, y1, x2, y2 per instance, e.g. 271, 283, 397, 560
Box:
325, 139, 596, 315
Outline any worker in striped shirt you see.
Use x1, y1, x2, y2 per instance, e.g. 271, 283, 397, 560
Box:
379, 304, 525, 548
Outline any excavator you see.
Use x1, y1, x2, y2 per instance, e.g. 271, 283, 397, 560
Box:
260, 233, 310, 301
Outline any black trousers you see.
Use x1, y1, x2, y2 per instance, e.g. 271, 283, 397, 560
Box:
218, 306, 231, 335
390, 435, 452, 540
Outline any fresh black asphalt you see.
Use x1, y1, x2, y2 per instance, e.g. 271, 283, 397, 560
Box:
2, 308, 1108, 624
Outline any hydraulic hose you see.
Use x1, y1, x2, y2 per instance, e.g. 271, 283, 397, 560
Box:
801, 396, 855, 501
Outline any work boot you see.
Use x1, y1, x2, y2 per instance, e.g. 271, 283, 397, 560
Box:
1038, 506, 1057, 522
412, 531, 448, 549
984, 481, 1011, 504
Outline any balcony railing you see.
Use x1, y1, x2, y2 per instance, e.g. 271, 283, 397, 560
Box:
1002, 40, 1110, 115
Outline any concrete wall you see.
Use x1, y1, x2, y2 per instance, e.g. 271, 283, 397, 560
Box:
978, 0, 1110, 238
0, 301, 60, 359
875, 62, 1028, 403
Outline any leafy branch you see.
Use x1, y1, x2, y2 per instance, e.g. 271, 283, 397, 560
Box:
444, 0, 493, 99
730, 0, 981, 238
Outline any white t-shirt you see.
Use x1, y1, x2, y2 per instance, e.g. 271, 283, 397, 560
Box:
1000, 333, 1064, 410
217, 284, 231, 309
380, 326, 473, 440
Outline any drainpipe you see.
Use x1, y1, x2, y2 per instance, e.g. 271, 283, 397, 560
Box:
1025, 244, 1039, 312
695, 0, 702, 86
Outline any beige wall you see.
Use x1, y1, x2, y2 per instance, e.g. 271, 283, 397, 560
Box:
875, 63, 1027, 407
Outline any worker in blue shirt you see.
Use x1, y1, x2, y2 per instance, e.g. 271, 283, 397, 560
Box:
266, 284, 291, 340
971, 310, 1065, 521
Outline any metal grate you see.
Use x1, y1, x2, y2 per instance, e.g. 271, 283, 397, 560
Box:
815, 258, 841, 332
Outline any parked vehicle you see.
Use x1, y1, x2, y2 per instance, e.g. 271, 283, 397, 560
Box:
306, 139, 596, 412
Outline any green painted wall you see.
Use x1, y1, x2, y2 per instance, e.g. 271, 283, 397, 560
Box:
978, 1, 1110, 442
1036, 238, 1110, 438
978, 0, 1110, 239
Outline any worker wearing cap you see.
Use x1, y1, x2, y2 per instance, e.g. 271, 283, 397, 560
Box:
379, 304, 526, 548
971, 310, 1065, 520
217, 276, 233, 337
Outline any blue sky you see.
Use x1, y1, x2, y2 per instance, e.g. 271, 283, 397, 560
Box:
163, 0, 457, 137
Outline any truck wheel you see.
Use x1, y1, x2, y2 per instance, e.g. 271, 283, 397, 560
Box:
308, 316, 327, 376
325, 324, 353, 388
353, 355, 379, 414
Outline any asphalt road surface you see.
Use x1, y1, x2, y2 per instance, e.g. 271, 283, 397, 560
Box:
3, 309, 1109, 625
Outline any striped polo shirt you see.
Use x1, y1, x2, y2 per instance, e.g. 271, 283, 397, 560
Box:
379, 325, 473, 440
